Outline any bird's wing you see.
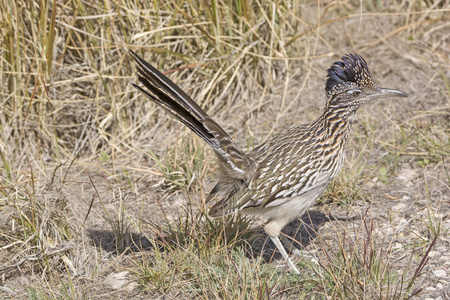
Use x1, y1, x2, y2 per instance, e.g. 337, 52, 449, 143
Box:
208, 133, 324, 216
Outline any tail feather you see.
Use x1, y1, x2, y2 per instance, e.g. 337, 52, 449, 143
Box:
130, 82, 214, 144
129, 50, 253, 179
130, 50, 207, 121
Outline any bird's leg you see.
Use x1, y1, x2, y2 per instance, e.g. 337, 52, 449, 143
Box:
270, 236, 300, 274
280, 235, 303, 257
281, 235, 319, 265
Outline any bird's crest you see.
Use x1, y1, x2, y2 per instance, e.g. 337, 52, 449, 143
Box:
325, 54, 377, 98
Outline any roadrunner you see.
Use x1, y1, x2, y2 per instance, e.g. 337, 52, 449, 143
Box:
129, 50, 407, 274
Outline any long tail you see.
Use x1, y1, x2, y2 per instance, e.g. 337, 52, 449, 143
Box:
129, 50, 252, 178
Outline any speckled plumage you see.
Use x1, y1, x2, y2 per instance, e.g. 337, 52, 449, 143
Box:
130, 51, 407, 273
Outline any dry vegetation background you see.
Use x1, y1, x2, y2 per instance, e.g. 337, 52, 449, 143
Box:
1, 0, 449, 299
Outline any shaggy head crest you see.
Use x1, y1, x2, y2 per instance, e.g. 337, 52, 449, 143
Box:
325, 54, 377, 98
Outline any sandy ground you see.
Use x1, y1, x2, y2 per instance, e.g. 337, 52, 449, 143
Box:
0, 2, 449, 299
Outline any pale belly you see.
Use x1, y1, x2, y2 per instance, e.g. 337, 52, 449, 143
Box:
241, 182, 329, 224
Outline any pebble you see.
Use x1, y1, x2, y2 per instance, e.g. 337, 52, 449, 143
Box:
428, 250, 439, 258
392, 242, 403, 250
432, 269, 446, 278
392, 203, 407, 212
397, 168, 416, 181
104, 271, 129, 290
398, 219, 408, 225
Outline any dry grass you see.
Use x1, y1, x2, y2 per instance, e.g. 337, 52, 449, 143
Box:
1, 0, 449, 299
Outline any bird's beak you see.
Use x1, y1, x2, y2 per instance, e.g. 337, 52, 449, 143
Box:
378, 88, 408, 98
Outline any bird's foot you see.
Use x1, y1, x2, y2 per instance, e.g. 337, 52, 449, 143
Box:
270, 236, 300, 274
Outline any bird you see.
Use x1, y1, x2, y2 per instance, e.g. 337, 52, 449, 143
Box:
129, 50, 407, 274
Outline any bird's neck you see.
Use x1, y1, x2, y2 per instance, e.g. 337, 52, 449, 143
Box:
315, 107, 355, 145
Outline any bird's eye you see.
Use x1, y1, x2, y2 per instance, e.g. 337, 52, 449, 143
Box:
352, 90, 361, 97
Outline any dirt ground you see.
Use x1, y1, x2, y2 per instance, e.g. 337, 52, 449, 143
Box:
1, 1, 449, 299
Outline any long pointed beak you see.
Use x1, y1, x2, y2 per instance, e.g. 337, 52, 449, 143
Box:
378, 88, 408, 98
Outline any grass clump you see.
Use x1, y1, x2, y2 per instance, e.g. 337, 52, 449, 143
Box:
133, 207, 319, 298
0, 0, 448, 298
310, 213, 439, 299
148, 136, 211, 192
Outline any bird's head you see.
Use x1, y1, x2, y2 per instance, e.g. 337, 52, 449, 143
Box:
325, 54, 407, 112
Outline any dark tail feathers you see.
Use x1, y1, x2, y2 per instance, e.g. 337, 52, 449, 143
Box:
129, 50, 252, 178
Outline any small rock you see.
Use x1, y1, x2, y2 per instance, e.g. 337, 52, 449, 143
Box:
392, 203, 407, 212
126, 282, 139, 293
392, 242, 403, 250
397, 168, 416, 181
366, 181, 376, 189
436, 283, 443, 290
398, 219, 408, 225
425, 287, 436, 292
432, 269, 446, 278
428, 250, 439, 258
104, 271, 129, 290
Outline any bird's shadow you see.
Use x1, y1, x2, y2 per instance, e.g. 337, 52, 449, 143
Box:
89, 210, 345, 264
246, 210, 333, 262
87, 229, 155, 254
